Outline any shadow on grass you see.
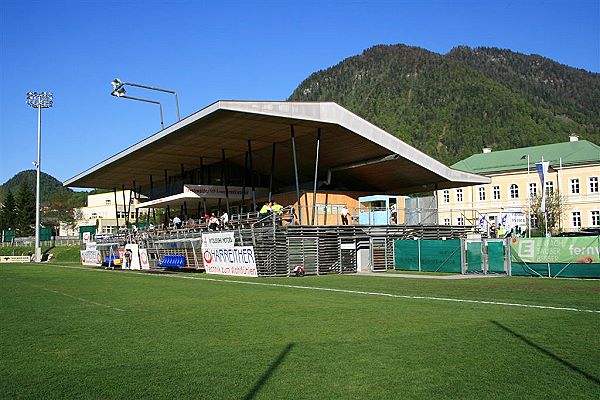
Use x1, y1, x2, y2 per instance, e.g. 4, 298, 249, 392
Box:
491, 320, 599, 385
243, 342, 295, 400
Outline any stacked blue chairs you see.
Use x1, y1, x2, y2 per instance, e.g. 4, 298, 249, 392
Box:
102, 254, 120, 266
159, 254, 186, 268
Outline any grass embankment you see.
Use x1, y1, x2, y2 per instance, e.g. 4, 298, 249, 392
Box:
0, 245, 80, 263
0, 263, 598, 399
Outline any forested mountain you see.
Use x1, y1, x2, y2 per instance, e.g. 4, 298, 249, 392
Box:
289, 44, 600, 165
0, 170, 88, 233
0, 170, 71, 203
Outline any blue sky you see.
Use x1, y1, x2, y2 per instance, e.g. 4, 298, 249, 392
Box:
1, 0, 598, 187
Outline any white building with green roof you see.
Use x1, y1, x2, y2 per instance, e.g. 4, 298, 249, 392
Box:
436, 136, 600, 235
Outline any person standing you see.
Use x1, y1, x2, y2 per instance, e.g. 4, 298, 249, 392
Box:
220, 211, 229, 229
173, 215, 182, 229
208, 213, 219, 231
341, 205, 350, 225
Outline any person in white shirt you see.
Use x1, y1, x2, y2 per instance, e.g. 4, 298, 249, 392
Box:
208, 213, 219, 231
172, 215, 182, 229
341, 205, 350, 225
220, 212, 229, 229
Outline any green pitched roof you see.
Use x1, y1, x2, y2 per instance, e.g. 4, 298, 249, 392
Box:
452, 140, 600, 175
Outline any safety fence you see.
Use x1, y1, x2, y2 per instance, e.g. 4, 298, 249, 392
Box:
394, 238, 509, 274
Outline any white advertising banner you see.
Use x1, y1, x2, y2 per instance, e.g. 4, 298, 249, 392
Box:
183, 184, 249, 199
202, 246, 258, 277
202, 232, 235, 249
124, 244, 140, 270
80, 250, 102, 266
0, 256, 30, 263
138, 249, 150, 270
82, 232, 91, 243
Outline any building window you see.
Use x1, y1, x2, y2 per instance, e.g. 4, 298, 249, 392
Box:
457, 216, 465, 226
442, 190, 450, 203
478, 187, 486, 201
493, 186, 500, 200
530, 214, 538, 229
572, 212, 581, 228
444, 218, 450, 226
589, 177, 599, 194
456, 189, 463, 203
545, 181, 554, 196
592, 211, 600, 227
570, 178, 580, 195
105, 199, 111, 205
509, 184, 519, 199
529, 182, 537, 198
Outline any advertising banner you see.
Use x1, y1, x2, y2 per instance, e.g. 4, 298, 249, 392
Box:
139, 249, 150, 270
80, 250, 102, 266
82, 232, 91, 243
202, 232, 235, 249
510, 237, 600, 264
202, 246, 258, 277
184, 185, 267, 200
0, 256, 30, 263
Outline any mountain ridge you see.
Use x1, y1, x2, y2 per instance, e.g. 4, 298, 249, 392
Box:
289, 44, 600, 165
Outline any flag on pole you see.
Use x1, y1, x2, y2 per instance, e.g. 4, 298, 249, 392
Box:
536, 161, 549, 212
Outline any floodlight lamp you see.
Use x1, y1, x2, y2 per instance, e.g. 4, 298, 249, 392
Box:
111, 87, 127, 97
111, 78, 122, 90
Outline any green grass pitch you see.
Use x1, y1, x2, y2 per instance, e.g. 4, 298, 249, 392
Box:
1, 263, 598, 399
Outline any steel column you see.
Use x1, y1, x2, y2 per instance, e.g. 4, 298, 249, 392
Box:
269, 143, 276, 202
312, 128, 321, 225
113, 188, 119, 232
222, 149, 230, 214
291, 125, 302, 225
248, 140, 257, 211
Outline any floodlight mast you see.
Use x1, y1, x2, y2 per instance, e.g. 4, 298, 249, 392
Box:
111, 87, 165, 129
111, 78, 180, 121
26, 91, 53, 263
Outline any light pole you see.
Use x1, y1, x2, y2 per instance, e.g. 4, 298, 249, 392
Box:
111, 86, 165, 129
26, 91, 53, 262
111, 78, 180, 122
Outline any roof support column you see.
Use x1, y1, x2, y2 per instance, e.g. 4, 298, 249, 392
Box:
163, 169, 168, 197
312, 128, 321, 225
222, 149, 230, 215
150, 175, 156, 225
180, 164, 185, 191
113, 187, 119, 232
291, 125, 302, 225
199, 158, 204, 184
247, 140, 257, 211
200, 157, 207, 216
122, 185, 128, 226
127, 185, 133, 225
149, 174, 154, 199
268, 143, 276, 202
240, 151, 248, 214
133, 180, 138, 224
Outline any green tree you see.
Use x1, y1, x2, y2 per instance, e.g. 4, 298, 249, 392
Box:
0, 190, 18, 230
16, 182, 35, 236
529, 192, 565, 236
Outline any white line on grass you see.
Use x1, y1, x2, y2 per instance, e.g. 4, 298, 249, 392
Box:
39, 287, 125, 312
50, 264, 600, 314
19, 279, 125, 312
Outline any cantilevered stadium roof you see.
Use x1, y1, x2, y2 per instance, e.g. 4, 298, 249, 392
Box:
64, 101, 489, 194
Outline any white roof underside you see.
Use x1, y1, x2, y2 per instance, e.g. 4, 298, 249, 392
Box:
64, 101, 489, 193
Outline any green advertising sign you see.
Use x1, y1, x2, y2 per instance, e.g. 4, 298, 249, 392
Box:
510, 237, 600, 264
